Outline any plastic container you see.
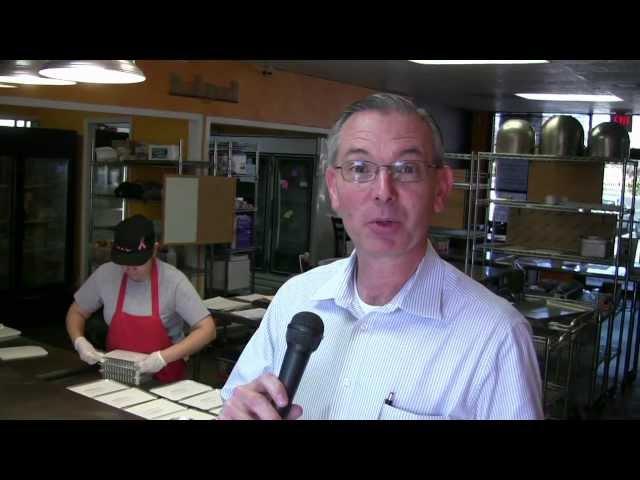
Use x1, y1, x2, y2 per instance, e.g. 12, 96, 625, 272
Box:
95, 146, 118, 162
580, 236, 610, 258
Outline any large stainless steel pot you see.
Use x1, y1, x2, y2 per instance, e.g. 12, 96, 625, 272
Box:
588, 122, 630, 159
495, 119, 535, 154
540, 115, 584, 156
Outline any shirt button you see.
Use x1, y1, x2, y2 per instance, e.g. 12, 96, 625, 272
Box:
343, 378, 350, 388
360, 323, 368, 331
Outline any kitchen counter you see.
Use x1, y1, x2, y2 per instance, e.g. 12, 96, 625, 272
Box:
0, 336, 138, 420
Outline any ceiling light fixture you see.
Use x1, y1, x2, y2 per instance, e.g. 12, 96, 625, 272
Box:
39, 60, 146, 84
409, 60, 549, 65
515, 93, 623, 102
0, 60, 76, 85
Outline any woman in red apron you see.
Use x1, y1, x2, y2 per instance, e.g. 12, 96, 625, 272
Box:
66, 215, 216, 384
106, 258, 186, 383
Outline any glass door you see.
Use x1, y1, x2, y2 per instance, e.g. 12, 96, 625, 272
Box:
269, 155, 314, 274
0, 156, 12, 290
20, 157, 70, 289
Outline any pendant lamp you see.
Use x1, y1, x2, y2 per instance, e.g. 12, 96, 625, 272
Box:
0, 60, 76, 85
39, 60, 146, 84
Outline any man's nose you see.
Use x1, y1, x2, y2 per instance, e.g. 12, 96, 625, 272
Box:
373, 167, 397, 203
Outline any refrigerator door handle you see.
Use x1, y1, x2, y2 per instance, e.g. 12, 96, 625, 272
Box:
273, 173, 282, 250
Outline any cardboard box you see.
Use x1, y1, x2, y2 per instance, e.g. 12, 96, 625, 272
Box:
527, 162, 603, 203
507, 209, 617, 253
431, 169, 468, 230
163, 175, 236, 245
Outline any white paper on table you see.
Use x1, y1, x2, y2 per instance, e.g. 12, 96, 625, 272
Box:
232, 308, 266, 320
179, 389, 223, 410
67, 379, 129, 398
209, 405, 223, 416
233, 294, 270, 302
203, 296, 251, 312
154, 408, 216, 420
94, 387, 157, 409
149, 380, 212, 401
0, 323, 21, 341
125, 398, 185, 419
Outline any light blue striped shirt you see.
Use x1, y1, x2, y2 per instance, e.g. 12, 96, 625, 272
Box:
221, 244, 543, 420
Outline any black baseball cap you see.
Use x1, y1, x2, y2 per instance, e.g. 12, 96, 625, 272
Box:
111, 214, 156, 266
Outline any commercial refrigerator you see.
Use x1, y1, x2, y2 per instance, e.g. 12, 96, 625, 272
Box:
255, 153, 315, 275
0, 126, 76, 301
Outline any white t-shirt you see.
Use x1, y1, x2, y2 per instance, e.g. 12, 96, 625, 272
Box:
74, 259, 210, 343
355, 287, 385, 315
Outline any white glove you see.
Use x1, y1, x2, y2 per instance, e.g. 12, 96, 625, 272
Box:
135, 351, 167, 374
73, 336, 105, 365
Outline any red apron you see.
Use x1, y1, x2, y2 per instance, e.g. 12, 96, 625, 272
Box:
106, 259, 186, 383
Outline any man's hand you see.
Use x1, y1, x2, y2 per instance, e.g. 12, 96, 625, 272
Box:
73, 336, 105, 365
218, 373, 303, 420
135, 351, 167, 374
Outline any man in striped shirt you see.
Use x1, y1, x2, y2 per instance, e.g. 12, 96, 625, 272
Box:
219, 93, 543, 420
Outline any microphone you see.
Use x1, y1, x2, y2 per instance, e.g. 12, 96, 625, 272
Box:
277, 311, 324, 418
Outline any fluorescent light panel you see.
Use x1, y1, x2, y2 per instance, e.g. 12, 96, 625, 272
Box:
516, 93, 623, 102
409, 60, 549, 65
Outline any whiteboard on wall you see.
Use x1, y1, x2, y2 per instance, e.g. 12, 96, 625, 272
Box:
164, 176, 199, 243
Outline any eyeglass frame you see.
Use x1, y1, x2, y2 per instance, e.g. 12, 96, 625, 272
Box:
333, 159, 443, 183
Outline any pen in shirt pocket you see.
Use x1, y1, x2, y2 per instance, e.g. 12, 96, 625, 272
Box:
378, 391, 395, 420
385, 392, 395, 406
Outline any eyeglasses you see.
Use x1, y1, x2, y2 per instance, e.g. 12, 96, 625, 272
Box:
334, 159, 441, 183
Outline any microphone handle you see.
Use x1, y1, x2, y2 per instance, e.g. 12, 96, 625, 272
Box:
277, 347, 311, 418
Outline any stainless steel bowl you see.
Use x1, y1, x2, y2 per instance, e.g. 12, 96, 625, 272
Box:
540, 115, 585, 156
495, 119, 535, 154
588, 122, 630, 159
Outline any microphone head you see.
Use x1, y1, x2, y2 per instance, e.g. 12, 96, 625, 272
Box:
286, 311, 324, 352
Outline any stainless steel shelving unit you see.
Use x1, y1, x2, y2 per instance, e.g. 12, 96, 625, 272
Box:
471, 151, 638, 410
429, 153, 489, 274
87, 139, 212, 276
208, 139, 260, 296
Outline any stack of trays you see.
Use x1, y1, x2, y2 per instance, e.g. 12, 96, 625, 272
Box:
100, 349, 151, 386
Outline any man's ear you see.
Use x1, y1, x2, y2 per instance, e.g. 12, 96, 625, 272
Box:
433, 166, 454, 214
325, 166, 340, 211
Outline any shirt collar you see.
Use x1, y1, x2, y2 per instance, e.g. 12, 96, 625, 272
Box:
310, 242, 446, 322
393, 242, 445, 322
310, 252, 358, 309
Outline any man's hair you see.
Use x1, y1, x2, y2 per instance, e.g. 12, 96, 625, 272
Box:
326, 93, 445, 168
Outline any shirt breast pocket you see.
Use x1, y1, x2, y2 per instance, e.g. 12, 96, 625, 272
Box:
378, 403, 452, 420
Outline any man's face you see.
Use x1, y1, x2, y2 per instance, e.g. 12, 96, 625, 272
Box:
325, 110, 453, 261
122, 257, 153, 282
